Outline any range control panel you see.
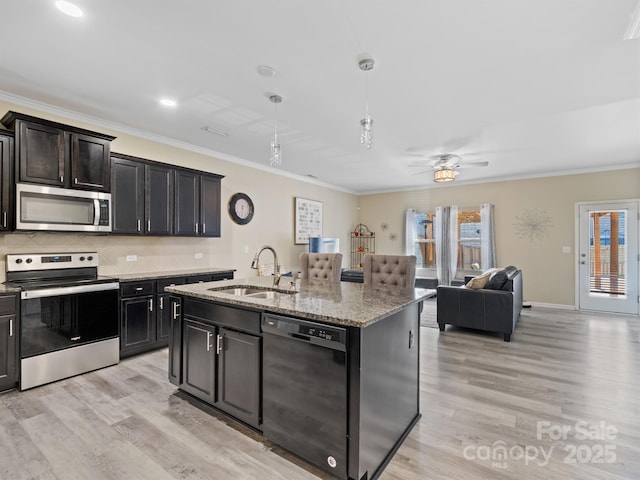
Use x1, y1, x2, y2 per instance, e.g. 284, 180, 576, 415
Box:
7, 252, 99, 272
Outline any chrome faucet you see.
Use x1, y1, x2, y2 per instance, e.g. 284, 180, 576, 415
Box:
250, 245, 281, 287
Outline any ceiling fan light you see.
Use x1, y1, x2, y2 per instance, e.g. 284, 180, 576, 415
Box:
434, 168, 456, 183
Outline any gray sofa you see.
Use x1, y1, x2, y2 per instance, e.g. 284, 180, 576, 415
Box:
436, 266, 523, 341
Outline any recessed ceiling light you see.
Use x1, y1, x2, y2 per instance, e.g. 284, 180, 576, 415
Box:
55, 1, 83, 17
159, 98, 177, 107
257, 65, 276, 77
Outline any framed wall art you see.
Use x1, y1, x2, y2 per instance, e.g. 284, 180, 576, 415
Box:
294, 197, 323, 244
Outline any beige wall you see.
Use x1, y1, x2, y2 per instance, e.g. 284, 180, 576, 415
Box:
0, 100, 359, 281
357, 169, 640, 307
2, 99, 638, 307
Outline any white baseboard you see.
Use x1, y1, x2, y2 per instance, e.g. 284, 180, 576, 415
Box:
524, 301, 576, 310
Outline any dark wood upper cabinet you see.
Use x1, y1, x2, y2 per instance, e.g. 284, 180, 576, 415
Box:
0, 131, 14, 231
1, 111, 115, 192
17, 121, 65, 187
146, 164, 173, 235
71, 133, 111, 190
175, 169, 222, 237
200, 174, 221, 237
174, 169, 199, 236
111, 154, 174, 236
110, 153, 223, 238
111, 156, 144, 234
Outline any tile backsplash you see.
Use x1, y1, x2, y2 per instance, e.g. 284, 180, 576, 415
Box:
0, 232, 230, 282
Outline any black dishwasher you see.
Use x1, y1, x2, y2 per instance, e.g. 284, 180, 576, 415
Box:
262, 314, 348, 479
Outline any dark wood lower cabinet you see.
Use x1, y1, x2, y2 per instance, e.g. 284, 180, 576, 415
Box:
217, 328, 261, 427
121, 295, 155, 352
120, 272, 234, 358
157, 293, 172, 342
176, 298, 262, 429
0, 294, 19, 392
181, 318, 216, 404
168, 296, 182, 386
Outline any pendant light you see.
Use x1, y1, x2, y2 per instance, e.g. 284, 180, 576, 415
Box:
269, 94, 282, 167
359, 58, 374, 149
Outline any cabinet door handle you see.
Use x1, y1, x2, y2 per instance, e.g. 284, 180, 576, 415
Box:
137, 219, 141, 232
216, 334, 222, 355
202, 223, 206, 234
159, 297, 164, 309
135, 287, 143, 291
60, 175, 64, 183
206, 332, 212, 352
2, 211, 6, 228
195, 223, 199, 234
409, 330, 414, 349
149, 298, 153, 312
9, 319, 12, 337
74, 178, 78, 184
172, 302, 180, 320
147, 220, 151, 232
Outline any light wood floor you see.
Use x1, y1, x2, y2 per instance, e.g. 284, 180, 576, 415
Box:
1, 306, 638, 480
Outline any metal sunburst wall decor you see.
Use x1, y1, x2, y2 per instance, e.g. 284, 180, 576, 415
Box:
514, 209, 553, 242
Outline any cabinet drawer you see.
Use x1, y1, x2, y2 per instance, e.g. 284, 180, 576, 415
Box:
121, 281, 155, 297
0, 295, 16, 315
184, 299, 261, 335
157, 276, 187, 291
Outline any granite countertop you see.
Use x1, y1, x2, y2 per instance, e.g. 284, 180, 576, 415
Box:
0, 284, 21, 293
166, 276, 435, 328
110, 268, 235, 282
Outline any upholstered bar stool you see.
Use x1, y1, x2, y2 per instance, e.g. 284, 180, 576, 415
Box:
299, 252, 343, 283
362, 254, 417, 288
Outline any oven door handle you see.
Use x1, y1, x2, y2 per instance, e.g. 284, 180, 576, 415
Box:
21, 282, 120, 299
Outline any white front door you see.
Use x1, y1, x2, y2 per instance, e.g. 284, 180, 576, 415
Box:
577, 201, 639, 315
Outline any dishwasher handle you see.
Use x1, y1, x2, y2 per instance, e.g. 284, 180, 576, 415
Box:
263, 314, 347, 352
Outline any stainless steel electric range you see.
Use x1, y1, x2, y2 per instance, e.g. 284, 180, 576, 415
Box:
5, 252, 119, 390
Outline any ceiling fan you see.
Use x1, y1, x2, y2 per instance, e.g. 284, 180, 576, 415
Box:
408, 153, 488, 183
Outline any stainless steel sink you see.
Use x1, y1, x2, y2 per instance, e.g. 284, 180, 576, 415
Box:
209, 286, 296, 297
209, 287, 266, 296
245, 291, 281, 300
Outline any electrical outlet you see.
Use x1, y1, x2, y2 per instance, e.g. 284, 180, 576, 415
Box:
244, 245, 249, 254
562, 246, 571, 253
195, 252, 203, 259
126, 255, 137, 262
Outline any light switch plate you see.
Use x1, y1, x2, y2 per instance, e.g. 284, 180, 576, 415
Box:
562, 246, 571, 253
126, 255, 137, 262
195, 253, 203, 259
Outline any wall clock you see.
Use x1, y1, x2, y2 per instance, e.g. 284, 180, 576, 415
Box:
228, 192, 254, 225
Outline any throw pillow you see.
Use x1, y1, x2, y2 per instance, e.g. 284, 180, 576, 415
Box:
465, 269, 494, 289
485, 271, 506, 290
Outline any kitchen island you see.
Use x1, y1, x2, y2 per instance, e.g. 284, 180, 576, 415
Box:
166, 277, 433, 480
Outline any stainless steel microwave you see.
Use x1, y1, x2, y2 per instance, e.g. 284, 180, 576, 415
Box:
16, 183, 112, 233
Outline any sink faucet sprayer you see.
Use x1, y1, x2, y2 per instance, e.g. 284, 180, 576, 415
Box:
250, 245, 281, 287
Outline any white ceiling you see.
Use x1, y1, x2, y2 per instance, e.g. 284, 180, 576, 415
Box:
1, 0, 639, 193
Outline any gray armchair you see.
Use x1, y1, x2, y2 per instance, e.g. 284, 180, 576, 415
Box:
362, 254, 417, 288
299, 252, 343, 283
